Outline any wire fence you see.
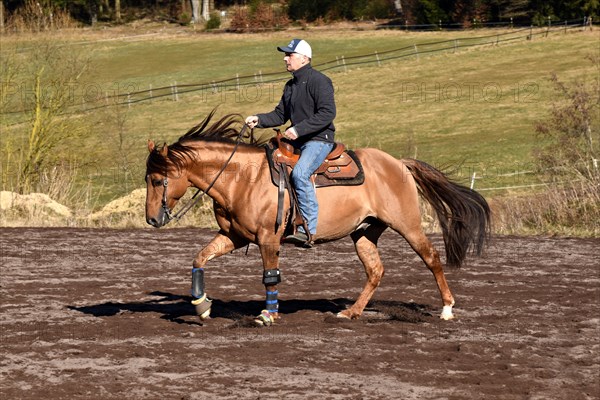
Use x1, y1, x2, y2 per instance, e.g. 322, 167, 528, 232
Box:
0, 18, 594, 121
92, 19, 594, 112
374, 15, 594, 31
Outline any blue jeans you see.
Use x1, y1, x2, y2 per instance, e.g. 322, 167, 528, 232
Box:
291, 140, 334, 235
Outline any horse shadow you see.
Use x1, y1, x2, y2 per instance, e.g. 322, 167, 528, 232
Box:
68, 291, 433, 325
67, 291, 355, 325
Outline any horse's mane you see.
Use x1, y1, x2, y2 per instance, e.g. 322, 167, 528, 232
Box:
180, 109, 242, 143
146, 110, 255, 174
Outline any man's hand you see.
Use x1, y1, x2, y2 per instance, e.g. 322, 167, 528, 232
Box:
284, 127, 298, 140
245, 115, 259, 129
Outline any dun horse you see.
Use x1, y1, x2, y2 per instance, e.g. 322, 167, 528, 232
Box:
145, 112, 491, 324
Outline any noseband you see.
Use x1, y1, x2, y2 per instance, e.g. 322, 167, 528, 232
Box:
156, 124, 248, 224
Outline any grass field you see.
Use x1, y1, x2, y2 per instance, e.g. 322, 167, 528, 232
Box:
1, 25, 598, 221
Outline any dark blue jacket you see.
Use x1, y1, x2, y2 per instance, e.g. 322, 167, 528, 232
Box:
257, 63, 336, 144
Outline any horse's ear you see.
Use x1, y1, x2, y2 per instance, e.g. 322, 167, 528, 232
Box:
148, 140, 155, 153
160, 143, 168, 157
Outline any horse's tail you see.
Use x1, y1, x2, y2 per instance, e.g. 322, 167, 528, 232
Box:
403, 158, 492, 268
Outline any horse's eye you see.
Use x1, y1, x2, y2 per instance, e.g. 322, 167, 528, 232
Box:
152, 179, 163, 187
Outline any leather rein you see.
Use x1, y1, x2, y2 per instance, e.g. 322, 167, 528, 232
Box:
159, 124, 248, 223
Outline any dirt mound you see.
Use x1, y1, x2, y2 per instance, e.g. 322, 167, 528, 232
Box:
0, 191, 73, 226
93, 189, 147, 217
88, 188, 216, 228
88, 188, 147, 227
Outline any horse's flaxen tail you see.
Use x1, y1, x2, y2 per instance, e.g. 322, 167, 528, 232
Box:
403, 159, 492, 268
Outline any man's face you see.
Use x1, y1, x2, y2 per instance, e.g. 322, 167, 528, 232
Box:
284, 52, 308, 72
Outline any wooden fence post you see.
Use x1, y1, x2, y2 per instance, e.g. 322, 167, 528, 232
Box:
172, 82, 179, 101
470, 172, 477, 190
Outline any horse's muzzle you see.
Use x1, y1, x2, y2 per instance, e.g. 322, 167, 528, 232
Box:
146, 208, 170, 228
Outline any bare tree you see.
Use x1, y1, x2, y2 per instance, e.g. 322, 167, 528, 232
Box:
191, 0, 200, 23
0, 0, 5, 33
202, 0, 209, 21
115, 0, 121, 22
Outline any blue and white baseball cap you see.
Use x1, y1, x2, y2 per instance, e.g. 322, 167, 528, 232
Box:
277, 39, 312, 59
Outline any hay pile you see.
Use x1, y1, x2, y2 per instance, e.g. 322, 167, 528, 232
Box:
88, 189, 147, 227
88, 189, 216, 228
0, 189, 216, 228
0, 191, 73, 226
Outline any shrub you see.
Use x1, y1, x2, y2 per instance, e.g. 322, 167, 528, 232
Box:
533, 55, 599, 182
229, 1, 289, 32
179, 12, 192, 25
1, 39, 92, 208
509, 54, 600, 236
205, 12, 221, 30
287, 0, 395, 22
5, 0, 78, 33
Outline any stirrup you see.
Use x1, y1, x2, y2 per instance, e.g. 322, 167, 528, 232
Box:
254, 310, 275, 326
284, 230, 313, 248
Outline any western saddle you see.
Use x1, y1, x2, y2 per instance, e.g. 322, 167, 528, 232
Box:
265, 130, 365, 238
268, 131, 362, 184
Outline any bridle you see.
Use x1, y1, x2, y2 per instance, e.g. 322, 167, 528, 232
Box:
156, 124, 248, 224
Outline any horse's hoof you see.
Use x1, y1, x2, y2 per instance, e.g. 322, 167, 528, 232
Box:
254, 310, 275, 327
336, 311, 352, 319
192, 295, 212, 320
440, 305, 454, 321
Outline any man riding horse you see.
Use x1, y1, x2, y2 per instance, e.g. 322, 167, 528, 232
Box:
246, 38, 335, 248
145, 39, 491, 328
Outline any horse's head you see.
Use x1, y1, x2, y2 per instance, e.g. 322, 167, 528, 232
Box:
145, 140, 190, 228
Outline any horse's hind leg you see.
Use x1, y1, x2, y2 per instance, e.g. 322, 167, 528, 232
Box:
402, 229, 455, 320
338, 223, 388, 319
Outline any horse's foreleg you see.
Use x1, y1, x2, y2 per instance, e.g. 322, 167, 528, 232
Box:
191, 230, 248, 319
192, 230, 247, 269
255, 239, 282, 325
339, 224, 387, 319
